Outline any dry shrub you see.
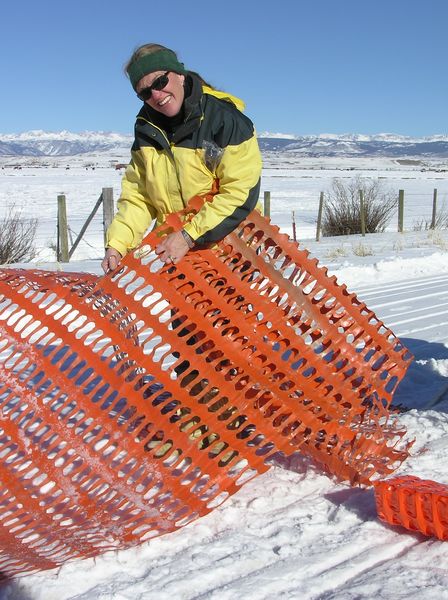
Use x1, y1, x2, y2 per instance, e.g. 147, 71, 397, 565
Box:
413, 203, 448, 231
322, 176, 397, 237
0, 207, 37, 264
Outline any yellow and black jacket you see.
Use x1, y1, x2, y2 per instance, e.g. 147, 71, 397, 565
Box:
106, 73, 262, 256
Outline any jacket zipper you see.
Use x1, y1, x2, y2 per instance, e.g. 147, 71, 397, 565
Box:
136, 117, 185, 205
136, 94, 206, 208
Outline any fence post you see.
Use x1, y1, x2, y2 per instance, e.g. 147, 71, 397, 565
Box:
360, 190, 366, 237
398, 189, 404, 233
292, 210, 297, 242
264, 191, 271, 218
57, 194, 69, 262
430, 188, 438, 229
102, 187, 115, 246
316, 192, 324, 241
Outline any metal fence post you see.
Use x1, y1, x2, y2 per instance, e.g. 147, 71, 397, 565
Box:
430, 188, 438, 229
292, 210, 297, 242
360, 190, 366, 237
398, 189, 404, 233
102, 187, 115, 246
316, 192, 324, 241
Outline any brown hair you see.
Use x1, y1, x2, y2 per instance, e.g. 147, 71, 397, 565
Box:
124, 43, 167, 75
124, 43, 214, 88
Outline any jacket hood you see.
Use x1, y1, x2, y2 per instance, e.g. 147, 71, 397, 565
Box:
202, 86, 246, 112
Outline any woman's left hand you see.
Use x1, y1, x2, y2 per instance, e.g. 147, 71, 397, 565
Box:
155, 231, 190, 264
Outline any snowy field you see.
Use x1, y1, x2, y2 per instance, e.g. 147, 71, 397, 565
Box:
1, 151, 447, 262
1, 153, 448, 599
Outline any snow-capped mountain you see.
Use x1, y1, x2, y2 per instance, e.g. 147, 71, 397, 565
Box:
257, 132, 448, 157
0, 130, 133, 157
0, 130, 447, 158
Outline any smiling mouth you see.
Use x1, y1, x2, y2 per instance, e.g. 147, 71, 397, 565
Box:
158, 96, 171, 107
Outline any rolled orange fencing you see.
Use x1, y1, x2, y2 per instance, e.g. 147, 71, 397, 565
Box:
375, 476, 448, 540
0, 196, 414, 577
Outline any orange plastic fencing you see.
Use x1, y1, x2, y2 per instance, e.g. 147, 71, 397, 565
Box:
375, 476, 448, 540
0, 199, 413, 577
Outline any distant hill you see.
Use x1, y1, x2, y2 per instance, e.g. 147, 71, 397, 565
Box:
257, 133, 448, 158
0, 130, 132, 157
1, 130, 447, 158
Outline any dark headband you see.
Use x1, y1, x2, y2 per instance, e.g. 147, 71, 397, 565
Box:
128, 49, 188, 89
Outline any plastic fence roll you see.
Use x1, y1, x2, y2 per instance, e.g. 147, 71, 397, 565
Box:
375, 476, 448, 540
0, 198, 413, 577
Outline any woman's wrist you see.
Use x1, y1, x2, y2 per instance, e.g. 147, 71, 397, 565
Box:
180, 229, 195, 249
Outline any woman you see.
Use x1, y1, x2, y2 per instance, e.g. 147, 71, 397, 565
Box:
102, 43, 262, 273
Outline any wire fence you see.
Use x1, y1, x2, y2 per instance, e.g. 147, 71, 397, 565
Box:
1, 164, 448, 262
263, 186, 448, 240
0, 166, 123, 262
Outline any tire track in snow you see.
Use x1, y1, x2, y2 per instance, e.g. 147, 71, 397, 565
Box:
351, 274, 448, 343
355, 273, 448, 297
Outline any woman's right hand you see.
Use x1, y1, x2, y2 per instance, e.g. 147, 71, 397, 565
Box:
101, 247, 123, 274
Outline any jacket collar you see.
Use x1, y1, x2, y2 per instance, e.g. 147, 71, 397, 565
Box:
136, 73, 203, 144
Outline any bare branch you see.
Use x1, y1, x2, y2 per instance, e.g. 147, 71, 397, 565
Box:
322, 176, 397, 237
0, 206, 38, 264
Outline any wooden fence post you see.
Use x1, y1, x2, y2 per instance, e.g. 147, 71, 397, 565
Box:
360, 190, 366, 237
102, 187, 114, 246
264, 191, 271, 218
57, 194, 69, 262
398, 189, 404, 233
430, 188, 438, 229
316, 192, 324, 241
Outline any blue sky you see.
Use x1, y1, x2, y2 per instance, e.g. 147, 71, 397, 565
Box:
1, 0, 446, 137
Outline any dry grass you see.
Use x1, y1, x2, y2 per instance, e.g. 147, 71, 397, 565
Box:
352, 242, 374, 257
325, 245, 348, 260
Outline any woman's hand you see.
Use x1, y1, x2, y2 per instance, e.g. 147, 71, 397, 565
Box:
155, 230, 191, 264
102, 247, 123, 274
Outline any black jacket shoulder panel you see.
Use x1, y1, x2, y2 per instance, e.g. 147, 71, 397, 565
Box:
202, 94, 255, 148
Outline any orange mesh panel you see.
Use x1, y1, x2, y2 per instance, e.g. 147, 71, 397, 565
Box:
375, 476, 448, 540
0, 202, 413, 576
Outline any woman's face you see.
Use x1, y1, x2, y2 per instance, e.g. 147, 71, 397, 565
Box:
136, 71, 185, 117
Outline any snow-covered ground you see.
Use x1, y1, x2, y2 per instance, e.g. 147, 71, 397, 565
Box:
1, 151, 447, 262
1, 154, 448, 599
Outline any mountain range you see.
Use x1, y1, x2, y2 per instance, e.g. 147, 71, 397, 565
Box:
1, 130, 447, 158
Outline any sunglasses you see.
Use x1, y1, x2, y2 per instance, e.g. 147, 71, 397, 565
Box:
137, 72, 170, 101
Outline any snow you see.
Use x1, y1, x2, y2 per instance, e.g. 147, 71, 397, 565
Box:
1, 152, 448, 599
